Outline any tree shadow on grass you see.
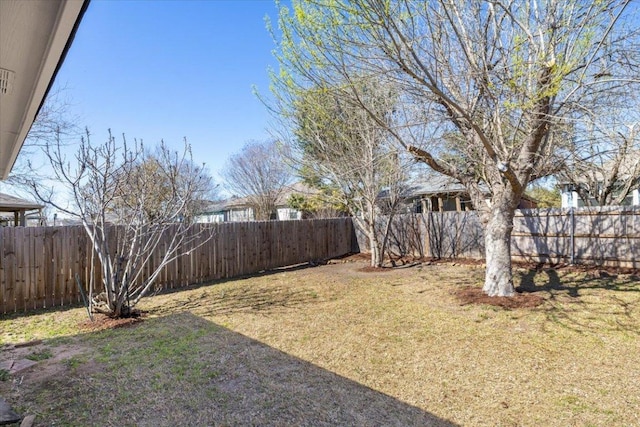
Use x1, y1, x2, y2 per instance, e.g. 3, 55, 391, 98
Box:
516, 267, 577, 297
516, 265, 640, 296
149, 282, 326, 318
152, 261, 322, 297
2, 312, 457, 426
515, 267, 640, 334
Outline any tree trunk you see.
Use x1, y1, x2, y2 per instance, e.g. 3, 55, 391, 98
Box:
482, 204, 516, 297
369, 225, 382, 267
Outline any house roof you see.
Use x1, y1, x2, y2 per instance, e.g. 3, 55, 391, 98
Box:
196, 196, 253, 214
0, 0, 89, 179
0, 192, 43, 211
198, 183, 319, 214
406, 174, 470, 197
277, 182, 319, 203
405, 173, 538, 204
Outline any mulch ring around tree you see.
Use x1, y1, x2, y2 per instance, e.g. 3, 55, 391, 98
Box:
78, 311, 147, 333
454, 286, 545, 309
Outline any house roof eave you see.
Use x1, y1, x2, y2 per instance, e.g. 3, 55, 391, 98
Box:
0, 0, 90, 180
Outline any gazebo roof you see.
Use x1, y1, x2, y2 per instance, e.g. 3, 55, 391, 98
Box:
0, 192, 43, 211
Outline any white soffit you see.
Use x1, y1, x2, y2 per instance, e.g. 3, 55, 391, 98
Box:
0, 0, 88, 179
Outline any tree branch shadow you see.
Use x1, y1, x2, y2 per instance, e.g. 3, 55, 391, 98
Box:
515, 266, 640, 334
150, 284, 324, 318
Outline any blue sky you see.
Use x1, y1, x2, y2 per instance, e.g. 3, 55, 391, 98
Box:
53, 0, 282, 182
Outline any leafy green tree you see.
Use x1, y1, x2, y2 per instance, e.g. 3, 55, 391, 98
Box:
285, 81, 409, 267
526, 185, 561, 209
287, 189, 348, 219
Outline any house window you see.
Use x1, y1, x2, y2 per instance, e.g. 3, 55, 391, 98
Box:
460, 198, 473, 211
621, 194, 634, 206
430, 197, 440, 211
442, 198, 457, 211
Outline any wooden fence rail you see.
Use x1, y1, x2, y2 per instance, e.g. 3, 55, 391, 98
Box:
0, 218, 354, 314
355, 206, 640, 269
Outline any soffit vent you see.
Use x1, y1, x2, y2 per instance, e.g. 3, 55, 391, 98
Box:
0, 68, 16, 95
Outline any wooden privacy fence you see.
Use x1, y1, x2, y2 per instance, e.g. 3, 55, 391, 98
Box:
355, 206, 640, 268
512, 206, 640, 267
0, 218, 354, 314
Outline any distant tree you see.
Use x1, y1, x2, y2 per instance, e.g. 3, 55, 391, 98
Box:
271, 0, 640, 295
287, 189, 348, 219
1, 87, 80, 199
526, 185, 561, 208
111, 146, 217, 222
222, 140, 293, 221
31, 130, 214, 318
22, 86, 80, 149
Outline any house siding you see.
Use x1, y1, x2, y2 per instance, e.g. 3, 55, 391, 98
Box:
560, 187, 640, 208
228, 208, 254, 222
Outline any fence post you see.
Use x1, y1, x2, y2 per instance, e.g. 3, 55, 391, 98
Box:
570, 206, 575, 265
423, 213, 429, 258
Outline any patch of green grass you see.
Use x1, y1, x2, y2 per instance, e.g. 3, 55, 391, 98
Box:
0, 307, 86, 345
51, 336, 74, 346
559, 394, 592, 413
64, 355, 86, 370
0, 369, 9, 381
26, 349, 53, 361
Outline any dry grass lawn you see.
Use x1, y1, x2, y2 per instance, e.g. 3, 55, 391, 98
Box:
1, 258, 639, 426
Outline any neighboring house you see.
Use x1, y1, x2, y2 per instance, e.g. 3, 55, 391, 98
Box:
195, 183, 318, 223
196, 197, 256, 223
194, 200, 230, 223
276, 182, 320, 220
560, 184, 640, 208
0, 0, 89, 180
0, 192, 44, 226
559, 149, 640, 208
404, 174, 538, 213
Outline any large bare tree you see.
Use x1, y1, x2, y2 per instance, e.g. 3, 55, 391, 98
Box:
271, 0, 640, 296
32, 130, 214, 317
222, 140, 293, 221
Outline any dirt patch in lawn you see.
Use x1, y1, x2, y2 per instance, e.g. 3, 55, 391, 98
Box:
78, 312, 147, 333
454, 286, 545, 309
